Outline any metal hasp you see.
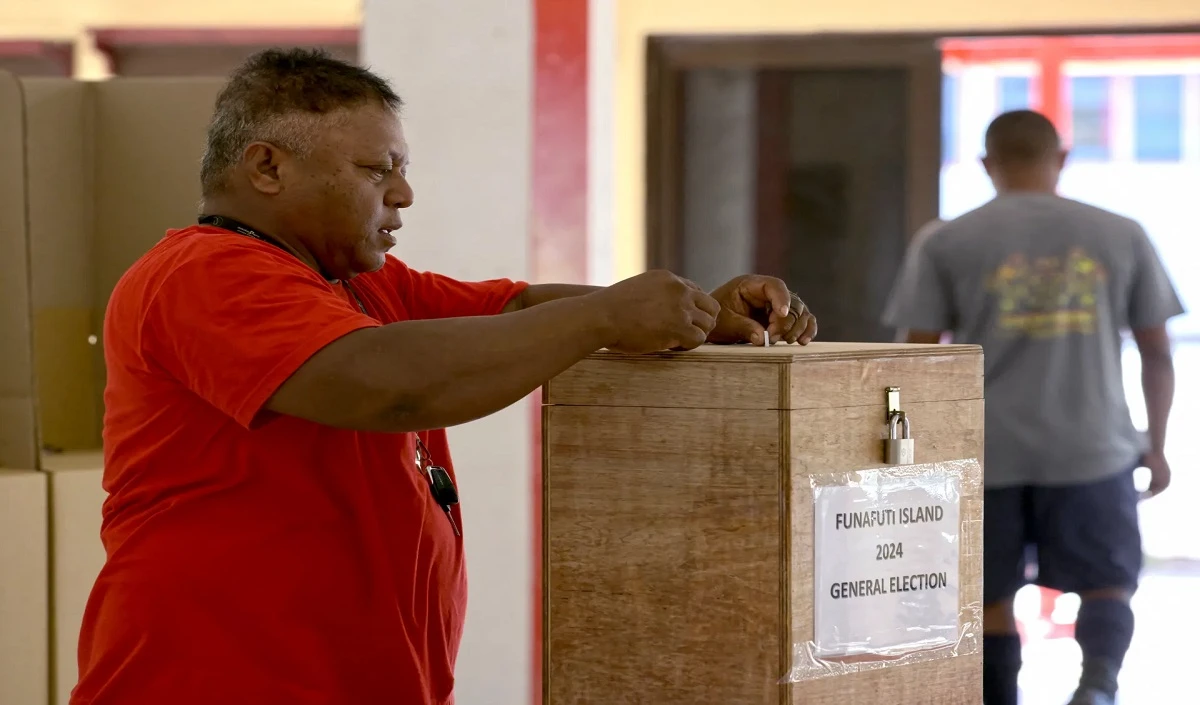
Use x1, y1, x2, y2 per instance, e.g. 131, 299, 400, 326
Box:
885, 386, 901, 420
884, 387, 915, 465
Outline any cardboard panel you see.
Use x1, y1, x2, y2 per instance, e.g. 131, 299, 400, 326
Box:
90, 78, 223, 406
0, 71, 39, 470
23, 79, 101, 452
15, 77, 223, 449
92, 78, 223, 312
44, 452, 107, 705
0, 468, 50, 705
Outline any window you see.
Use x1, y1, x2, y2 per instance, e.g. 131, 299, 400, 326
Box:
997, 76, 1032, 112
942, 73, 958, 164
1133, 75, 1184, 162
1069, 76, 1112, 161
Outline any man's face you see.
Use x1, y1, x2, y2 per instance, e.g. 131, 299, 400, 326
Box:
279, 103, 412, 280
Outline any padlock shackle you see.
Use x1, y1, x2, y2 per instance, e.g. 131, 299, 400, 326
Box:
887, 411, 911, 439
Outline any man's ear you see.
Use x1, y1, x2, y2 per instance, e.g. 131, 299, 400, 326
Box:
1056, 148, 1069, 170
242, 141, 285, 195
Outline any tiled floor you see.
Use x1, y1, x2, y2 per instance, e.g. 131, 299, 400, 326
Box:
1018, 569, 1200, 704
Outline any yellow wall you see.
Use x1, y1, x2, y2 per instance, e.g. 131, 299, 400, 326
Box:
613, 0, 1200, 280
0, 0, 360, 78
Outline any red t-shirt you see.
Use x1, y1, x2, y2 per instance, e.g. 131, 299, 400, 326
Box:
72, 225, 527, 705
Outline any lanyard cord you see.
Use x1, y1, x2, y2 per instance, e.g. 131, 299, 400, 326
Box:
197, 215, 368, 315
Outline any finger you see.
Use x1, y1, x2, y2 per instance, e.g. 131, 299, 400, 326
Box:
768, 299, 805, 340
798, 312, 818, 345
689, 307, 717, 335
677, 325, 708, 351
782, 310, 808, 344
766, 314, 787, 340
679, 276, 705, 292
723, 311, 768, 346
737, 276, 792, 316
692, 291, 722, 318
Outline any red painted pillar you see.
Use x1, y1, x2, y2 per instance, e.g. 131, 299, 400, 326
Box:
533, 0, 589, 286
531, 2, 589, 703
1036, 38, 1070, 135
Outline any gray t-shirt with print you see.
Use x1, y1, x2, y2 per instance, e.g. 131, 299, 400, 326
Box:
882, 193, 1184, 488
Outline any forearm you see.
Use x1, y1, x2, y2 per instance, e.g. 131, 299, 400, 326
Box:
380, 292, 612, 431
508, 283, 600, 311
1141, 355, 1175, 453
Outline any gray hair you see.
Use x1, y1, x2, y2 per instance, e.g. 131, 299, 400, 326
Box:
200, 48, 403, 196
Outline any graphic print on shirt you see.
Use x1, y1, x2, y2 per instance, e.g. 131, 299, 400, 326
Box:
988, 247, 1107, 338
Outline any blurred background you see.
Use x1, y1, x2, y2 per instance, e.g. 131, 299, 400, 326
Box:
2, 1, 1198, 704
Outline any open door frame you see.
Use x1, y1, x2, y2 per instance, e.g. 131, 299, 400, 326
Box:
645, 35, 943, 275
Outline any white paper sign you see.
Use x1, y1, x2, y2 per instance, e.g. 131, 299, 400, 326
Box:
813, 470, 961, 656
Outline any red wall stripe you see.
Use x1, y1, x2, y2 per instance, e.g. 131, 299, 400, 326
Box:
942, 34, 1200, 63
531, 1, 589, 704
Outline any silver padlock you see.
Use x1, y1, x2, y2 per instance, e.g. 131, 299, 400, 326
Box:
886, 412, 915, 465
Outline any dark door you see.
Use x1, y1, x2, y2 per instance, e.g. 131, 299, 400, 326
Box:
647, 36, 942, 342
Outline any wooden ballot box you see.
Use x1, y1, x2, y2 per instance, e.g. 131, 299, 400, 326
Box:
542, 342, 984, 704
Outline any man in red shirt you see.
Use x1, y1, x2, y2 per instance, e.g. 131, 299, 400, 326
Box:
73, 49, 817, 705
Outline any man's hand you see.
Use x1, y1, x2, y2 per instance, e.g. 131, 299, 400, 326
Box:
707, 275, 817, 346
1140, 451, 1171, 499
591, 270, 721, 354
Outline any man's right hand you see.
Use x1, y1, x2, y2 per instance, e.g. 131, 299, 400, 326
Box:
590, 270, 720, 354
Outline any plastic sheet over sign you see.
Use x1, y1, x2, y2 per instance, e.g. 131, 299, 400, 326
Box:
783, 458, 983, 684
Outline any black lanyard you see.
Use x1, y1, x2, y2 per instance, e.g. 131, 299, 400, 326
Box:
198, 215, 368, 315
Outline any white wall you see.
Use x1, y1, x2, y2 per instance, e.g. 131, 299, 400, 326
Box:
588, 0, 617, 286
362, 2, 533, 704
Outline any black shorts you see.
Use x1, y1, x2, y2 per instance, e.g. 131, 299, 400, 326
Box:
983, 468, 1143, 605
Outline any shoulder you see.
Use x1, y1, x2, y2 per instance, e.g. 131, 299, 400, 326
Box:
1054, 196, 1143, 232
912, 218, 947, 244
378, 253, 416, 279
907, 217, 955, 260
936, 194, 1138, 240
355, 253, 416, 293
123, 225, 313, 280
1051, 199, 1151, 261
111, 226, 330, 313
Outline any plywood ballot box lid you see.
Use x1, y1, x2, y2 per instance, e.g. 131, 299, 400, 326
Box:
542, 342, 984, 704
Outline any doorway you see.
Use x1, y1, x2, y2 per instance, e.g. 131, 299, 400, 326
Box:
646, 36, 940, 342
647, 29, 1200, 705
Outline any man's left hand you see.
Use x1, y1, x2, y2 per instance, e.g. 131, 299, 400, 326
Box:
707, 275, 817, 346
1140, 451, 1171, 499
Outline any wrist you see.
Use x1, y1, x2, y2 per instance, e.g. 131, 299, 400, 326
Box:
579, 290, 620, 350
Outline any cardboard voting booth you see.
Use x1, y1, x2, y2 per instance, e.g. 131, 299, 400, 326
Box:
0, 70, 223, 705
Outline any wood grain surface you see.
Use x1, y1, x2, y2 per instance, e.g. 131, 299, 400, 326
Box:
545, 405, 785, 704
787, 399, 984, 704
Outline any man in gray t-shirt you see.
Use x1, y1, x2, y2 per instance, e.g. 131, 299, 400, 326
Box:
883, 110, 1182, 705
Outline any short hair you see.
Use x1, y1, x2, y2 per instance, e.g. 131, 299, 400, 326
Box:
984, 110, 1061, 166
200, 48, 403, 196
